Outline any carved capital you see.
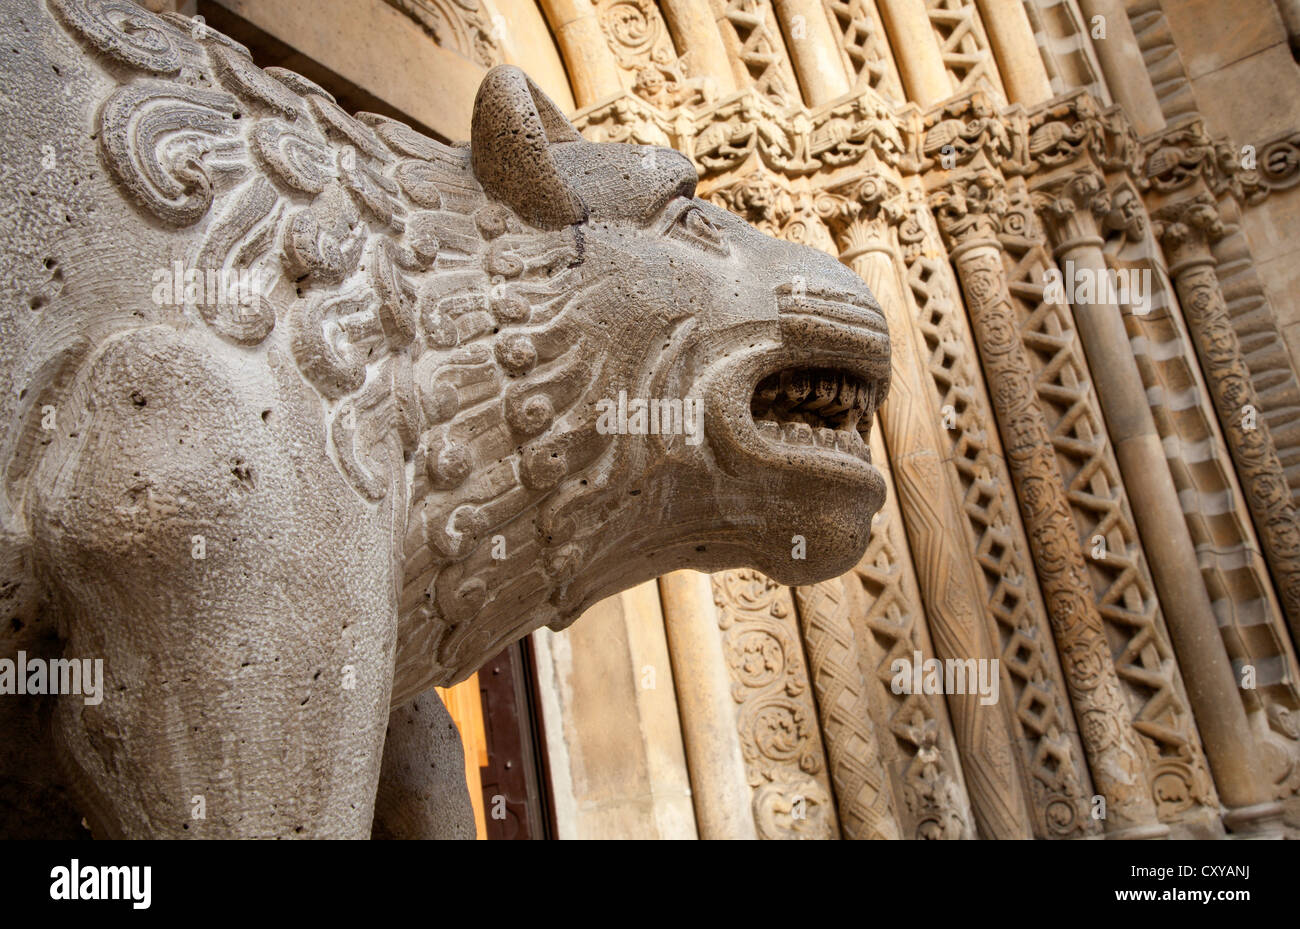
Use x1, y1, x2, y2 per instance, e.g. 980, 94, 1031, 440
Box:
813, 94, 911, 172
1145, 121, 1220, 194
820, 173, 907, 254
1101, 184, 1149, 242
1152, 193, 1225, 269
1030, 168, 1111, 248
705, 173, 790, 234
574, 92, 676, 148
929, 170, 1010, 253
1027, 92, 1143, 177
921, 92, 1019, 174
683, 89, 818, 179
1143, 119, 1267, 204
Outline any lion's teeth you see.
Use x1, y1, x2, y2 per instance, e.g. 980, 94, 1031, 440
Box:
779, 370, 811, 408
753, 415, 873, 463
803, 376, 837, 412
854, 381, 874, 414
752, 370, 879, 462
783, 422, 813, 445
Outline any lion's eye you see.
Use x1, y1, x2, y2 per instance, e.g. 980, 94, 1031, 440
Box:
682, 207, 718, 238
670, 204, 728, 254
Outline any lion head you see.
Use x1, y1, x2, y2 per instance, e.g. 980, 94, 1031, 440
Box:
20, 0, 889, 698
391, 68, 890, 695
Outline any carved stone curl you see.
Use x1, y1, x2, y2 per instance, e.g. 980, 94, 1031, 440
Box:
2, 1, 892, 839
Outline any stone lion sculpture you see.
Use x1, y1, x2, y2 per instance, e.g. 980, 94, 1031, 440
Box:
0, 0, 890, 838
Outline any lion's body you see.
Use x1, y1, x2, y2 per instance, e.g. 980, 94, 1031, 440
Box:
0, 0, 889, 837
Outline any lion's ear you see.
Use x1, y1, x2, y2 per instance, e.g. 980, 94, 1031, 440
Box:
471, 66, 587, 230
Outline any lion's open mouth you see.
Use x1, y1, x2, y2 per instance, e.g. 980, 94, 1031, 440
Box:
749, 368, 879, 462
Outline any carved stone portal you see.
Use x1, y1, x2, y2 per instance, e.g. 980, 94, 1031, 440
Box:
0, 0, 890, 838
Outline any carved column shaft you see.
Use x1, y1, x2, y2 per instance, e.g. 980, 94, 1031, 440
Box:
710, 0, 803, 101
793, 579, 901, 838
658, 570, 758, 839
933, 176, 1165, 837
1036, 174, 1280, 827
875, 0, 951, 106
658, 0, 741, 95
538, 0, 627, 106
1104, 196, 1300, 804
889, 178, 1103, 839
1156, 196, 1300, 660
847, 425, 975, 838
844, 236, 1036, 838
1075, 0, 1165, 135
976, 176, 1225, 835
711, 571, 841, 838
771, 0, 852, 104
973, 0, 1052, 106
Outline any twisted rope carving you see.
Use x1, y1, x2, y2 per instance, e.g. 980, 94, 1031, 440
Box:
794, 578, 899, 839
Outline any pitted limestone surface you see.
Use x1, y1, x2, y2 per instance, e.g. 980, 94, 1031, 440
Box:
0, 0, 889, 837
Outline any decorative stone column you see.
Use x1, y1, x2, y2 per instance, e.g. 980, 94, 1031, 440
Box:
658, 570, 758, 839
882, 177, 1106, 840
771, 0, 852, 104
930, 168, 1166, 838
843, 424, 976, 839
833, 182, 1037, 839
709, 0, 802, 101
1153, 193, 1300, 662
710, 570, 841, 838
973, 0, 1052, 106
538, 0, 627, 106
1031, 173, 1284, 833
793, 579, 901, 839
1074, 0, 1165, 135
658, 0, 741, 96
875, 0, 952, 106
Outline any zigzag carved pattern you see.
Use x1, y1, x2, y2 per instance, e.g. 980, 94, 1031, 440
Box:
848, 244, 1031, 838
923, 0, 1004, 98
1119, 252, 1300, 800
845, 428, 974, 839
792, 578, 900, 839
716, 0, 800, 103
822, 0, 904, 99
996, 190, 1218, 823
899, 203, 1095, 837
